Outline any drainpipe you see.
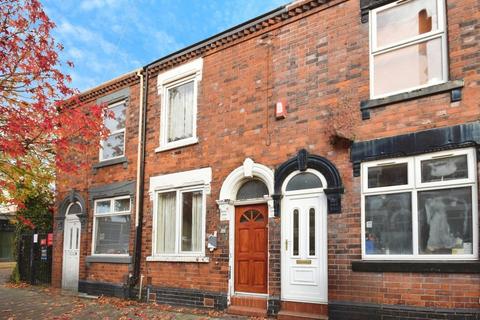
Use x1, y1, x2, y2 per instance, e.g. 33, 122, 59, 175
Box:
130, 66, 148, 297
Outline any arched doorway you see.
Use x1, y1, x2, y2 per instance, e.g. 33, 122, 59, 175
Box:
62, 201, 82, 291
275, 149, 343, 306
281, 170, 328, 303
217, 158, 274, 298
234, 179, 269, 294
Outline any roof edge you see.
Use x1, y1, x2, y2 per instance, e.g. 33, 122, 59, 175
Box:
77, 0, 328, 101
79, 68, 141, 96
146, 4, 288, 69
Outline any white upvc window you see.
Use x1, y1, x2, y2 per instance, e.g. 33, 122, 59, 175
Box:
361, 148, 478, 260
152, 186, 206, 259
92, 196, 131, 256
369, 0, 448, 98
156, 58, 202, 152
100, 100, 127, 161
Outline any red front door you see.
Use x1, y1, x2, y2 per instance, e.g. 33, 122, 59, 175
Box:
234, 204, 268, 294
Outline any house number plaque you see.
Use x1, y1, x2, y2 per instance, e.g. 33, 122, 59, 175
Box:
296, 259, 312, 265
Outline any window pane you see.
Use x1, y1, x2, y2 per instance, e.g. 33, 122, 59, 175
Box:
309, 208, 316, 256
181, 191, 203, 252
254, 211, 264, 222
105, 102, 126, 132
94, 215, 130, 254
376, 0, 438, 48
67, 202, 82, 215
95, 200, 111, 214
368, 163, 408, 188
101, 132, 125, 160
374, 37, 443, 97
365, 193, 412, 255
418, 187, 473, 255
69, 227, 73, 249
168, 81, 194, 143
75, 227, 79, 250
236, 180, 269, 200
421, 155, 468, 183
293, 209, 299, 256
156, 192, 176, 254
240, 214, 249, 223
114, 198, 131, 212
286, 173, 322, 191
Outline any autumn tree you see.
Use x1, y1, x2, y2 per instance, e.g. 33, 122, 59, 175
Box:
0, 0, 108, 206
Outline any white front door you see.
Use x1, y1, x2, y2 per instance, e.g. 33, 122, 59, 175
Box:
281, 192, 327, 303
62, 217, 81, 291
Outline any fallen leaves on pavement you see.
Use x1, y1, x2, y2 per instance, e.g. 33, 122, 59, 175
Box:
4, 282, 30, 289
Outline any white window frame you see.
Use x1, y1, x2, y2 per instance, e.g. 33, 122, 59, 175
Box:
149, 186, 207, 262
362, 156, 415, 193
91, 196, 131, 257
99, 100, 127, 161
361, 148, 478, 261
369, 0, 448, 99
156, 58, 202, 152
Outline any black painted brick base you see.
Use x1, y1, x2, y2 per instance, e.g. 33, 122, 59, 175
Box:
268, 297, 281, 316
148, 286, 228, 311
78, 280, 128, 299
329, 301, 480, 320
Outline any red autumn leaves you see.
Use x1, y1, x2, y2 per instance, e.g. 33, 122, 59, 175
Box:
0, 0, 110, 206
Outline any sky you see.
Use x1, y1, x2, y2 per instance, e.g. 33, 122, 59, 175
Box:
42, 0, 289, 92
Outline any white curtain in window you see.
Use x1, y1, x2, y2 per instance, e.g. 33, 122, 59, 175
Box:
168, 81, 194, 142
157, 192, 176, 253
191, 192, 203, 252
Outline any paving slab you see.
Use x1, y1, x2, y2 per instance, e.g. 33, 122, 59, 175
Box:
0, 263, 14, 285
0, 284, 252, 320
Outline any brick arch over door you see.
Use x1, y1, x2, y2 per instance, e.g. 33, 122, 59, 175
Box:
274, 149, 344, 215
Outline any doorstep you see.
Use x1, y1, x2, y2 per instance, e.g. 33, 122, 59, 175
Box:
227, 295, 268, 317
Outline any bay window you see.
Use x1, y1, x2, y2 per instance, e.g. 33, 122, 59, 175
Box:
361, 148, 478, 260
370, 0, 448, 98
92, 196, 131, 255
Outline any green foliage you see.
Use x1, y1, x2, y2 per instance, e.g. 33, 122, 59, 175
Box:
15, 186, 53, 234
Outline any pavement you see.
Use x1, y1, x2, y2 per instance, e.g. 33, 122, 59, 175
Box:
0, 262, 14, 284
0, 284, 249, 320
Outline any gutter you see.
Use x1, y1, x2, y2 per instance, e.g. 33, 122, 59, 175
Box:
130, 66, 148, 295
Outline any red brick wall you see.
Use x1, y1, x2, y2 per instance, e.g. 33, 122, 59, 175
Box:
53, 81, 141, 287
54, 0, 480, 311
140, 0, 480, 308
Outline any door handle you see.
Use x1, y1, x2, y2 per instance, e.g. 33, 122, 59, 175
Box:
285, 239, 288, 251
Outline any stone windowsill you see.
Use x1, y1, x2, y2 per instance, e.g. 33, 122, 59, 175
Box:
85, 255, 132, 264
92, 156, 128, 169
360, 80, 464, 120
155, 137, 199, 153
352, 260, 480, 273
146, 255, 209, 263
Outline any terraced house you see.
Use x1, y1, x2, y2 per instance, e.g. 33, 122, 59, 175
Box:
52, 0, 480, 319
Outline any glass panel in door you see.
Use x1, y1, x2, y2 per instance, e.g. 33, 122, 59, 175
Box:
293, 209, 299, 256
